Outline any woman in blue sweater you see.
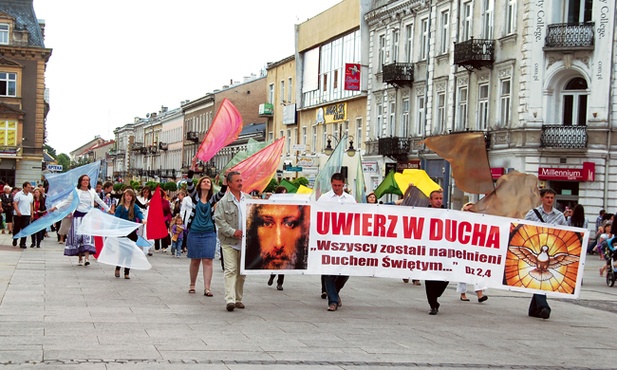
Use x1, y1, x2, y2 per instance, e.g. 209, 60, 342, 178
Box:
185, 158, 227, 296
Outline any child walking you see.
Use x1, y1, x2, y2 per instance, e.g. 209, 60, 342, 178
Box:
170, 215, 185, 258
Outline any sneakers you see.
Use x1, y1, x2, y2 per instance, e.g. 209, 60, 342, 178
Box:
327, 303, 338, 311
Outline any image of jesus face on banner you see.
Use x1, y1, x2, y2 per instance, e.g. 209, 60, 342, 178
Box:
245, 204, 310, 270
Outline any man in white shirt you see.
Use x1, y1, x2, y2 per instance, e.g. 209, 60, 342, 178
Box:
13, 182, 34, 248
318, 172, 356, 311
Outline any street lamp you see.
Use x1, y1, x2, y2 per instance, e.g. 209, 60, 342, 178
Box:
324, 134, 357, 157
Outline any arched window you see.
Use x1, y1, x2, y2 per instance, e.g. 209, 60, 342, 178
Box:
562, 77, 588, 126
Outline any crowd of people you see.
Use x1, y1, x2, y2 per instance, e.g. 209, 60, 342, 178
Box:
0, 167, 597, 320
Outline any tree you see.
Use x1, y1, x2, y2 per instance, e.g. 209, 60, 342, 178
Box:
264, 178, 278, 193
44, 144, 57, 158
292, 177, 309, 188
56, 153, 70, 172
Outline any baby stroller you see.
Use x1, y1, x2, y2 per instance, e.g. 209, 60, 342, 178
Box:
601, 236, 617, 287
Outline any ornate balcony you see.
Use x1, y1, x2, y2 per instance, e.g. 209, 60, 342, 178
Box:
158, 142, 168, 151
365, 139, 379, 156
378, 137, 410, 159
187, 131, 199, 142
544, 23, 594, 51
382, 62, 414, 88
131, 142, 144, 151
140, 147, 148, 155
540, 125, 587, 149
454, 38, 495, 71
149, 145, 158, 154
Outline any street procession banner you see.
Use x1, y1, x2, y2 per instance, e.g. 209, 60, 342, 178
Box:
240, 199, 589, 299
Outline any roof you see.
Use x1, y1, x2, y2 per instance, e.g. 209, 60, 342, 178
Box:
0, 0, 45, 48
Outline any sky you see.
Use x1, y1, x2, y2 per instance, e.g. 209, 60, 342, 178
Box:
33, 0, 341, 155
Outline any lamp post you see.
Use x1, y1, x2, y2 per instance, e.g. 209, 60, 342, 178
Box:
324, 134, 356, 157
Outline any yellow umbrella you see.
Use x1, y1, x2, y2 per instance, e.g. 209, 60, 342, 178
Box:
393, 169, 441, 198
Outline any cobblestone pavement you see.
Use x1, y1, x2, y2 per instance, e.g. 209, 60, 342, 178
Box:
0, 232, 615, 369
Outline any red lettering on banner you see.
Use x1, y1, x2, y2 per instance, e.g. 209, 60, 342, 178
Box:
387, 215, 398, 237
429, 218, 500, 248
362, 213, 373, 236
332, 212, 353, 234
402, 216, 425, 239
372, 214, 385, 237
316, 212, 329, 234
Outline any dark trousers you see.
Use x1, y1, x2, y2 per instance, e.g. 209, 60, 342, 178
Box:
31, 229, 44, 247
13, 215, 31, 247
323, 275, 349, 305
270, 274, 285, 285
425, 280, 449, 309
528, 294, 551, 317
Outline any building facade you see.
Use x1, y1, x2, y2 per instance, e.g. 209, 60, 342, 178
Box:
364, 0, 616, 221
0, 0, 51, 186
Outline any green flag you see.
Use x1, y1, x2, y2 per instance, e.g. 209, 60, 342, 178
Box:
278, 178, 298, 193
374, 170, 402, 199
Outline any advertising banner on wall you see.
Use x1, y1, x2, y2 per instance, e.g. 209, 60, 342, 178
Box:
240, 199, 588, 299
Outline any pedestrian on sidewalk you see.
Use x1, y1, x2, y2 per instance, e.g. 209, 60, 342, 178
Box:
1, 185, 12, 235
12, 182, 33, 248
30, 187, 47, 248
114, 188, 145, 279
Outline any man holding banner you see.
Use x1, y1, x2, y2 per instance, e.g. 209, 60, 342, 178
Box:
425, 189, 450, 315
318, 173, 356, 312
523, 188, 567, 320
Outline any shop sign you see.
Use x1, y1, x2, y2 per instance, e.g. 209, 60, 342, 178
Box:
316, 103, 347, 124
491, 167, 504, 179
362, 161, 378, 173
344, 63, 361, 91
538, 162, 595, 182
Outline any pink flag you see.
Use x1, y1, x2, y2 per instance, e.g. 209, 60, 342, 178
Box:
229, 137, 285, 193
195, 98, 243, 162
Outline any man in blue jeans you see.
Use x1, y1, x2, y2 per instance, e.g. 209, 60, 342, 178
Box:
523, 188, 567, 319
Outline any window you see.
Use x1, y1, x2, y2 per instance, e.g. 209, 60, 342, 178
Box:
378, 34, 386, 70
322, 73, 328, 91
302, 126, 307, 145
288, 78, 293, 102
440, 10, 450, 54
405, 24, 413, 62
478, 83, 489, 130
505, 0, 517, 35
435, 92, 446, 133
268, 84, 274, 103
333, 70, 338, 89
420, 19, 429, 60
311, 126, 317, 152
416, 96, 425, 136
287, 129, 292, 152
0, 120, 17, 145
0, 24, 8, 45
388, 101, 396, 137
280, 80, 285, 102
499, 79, 511, 127
566, 0, 593, 23
461, 2, 472, 41
562, 77, 588, 126
481, 0, 494, 39
401, 99, 410, 137
391, 29, 400, 62
456, 86, 468, 131
0, 72, 16, 97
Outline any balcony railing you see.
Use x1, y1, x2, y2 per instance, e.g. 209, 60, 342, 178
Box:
149, 145, 158, 154
540, 125, 587, 149
158, 142, 168, 151
186, 131, 199, 142
382, 62, 414, 88
131, 142, 143, 151
378, 137, 410, 158
544, 22, 594, 51
454, 38, 495, 71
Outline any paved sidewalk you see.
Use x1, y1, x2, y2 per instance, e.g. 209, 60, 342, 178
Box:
0, 231, 615, 369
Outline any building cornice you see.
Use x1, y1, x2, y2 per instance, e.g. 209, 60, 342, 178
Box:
0, 46, 51, 62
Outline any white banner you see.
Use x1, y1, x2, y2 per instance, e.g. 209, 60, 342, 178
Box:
241, 200, 588, 299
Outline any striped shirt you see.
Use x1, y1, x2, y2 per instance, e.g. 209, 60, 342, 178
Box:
524, 206, 567, 226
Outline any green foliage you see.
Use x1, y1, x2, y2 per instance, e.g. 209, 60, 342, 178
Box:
56, 153, 70, 172
70, 157, 92, 169
163, 182, 177, 192
113, 183, 124, 192
292, 177, 309, 188
130, 180, 140, 189
44, 144, 57, 158
145, 181, 158, 191
264, 178, 278, 193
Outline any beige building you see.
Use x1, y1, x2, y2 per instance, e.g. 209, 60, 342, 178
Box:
295, 0, 372, 188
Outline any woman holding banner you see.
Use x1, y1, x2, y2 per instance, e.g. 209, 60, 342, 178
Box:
50, 174, 111, 266
185, 157, 227, 296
